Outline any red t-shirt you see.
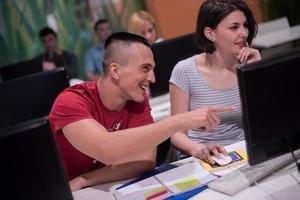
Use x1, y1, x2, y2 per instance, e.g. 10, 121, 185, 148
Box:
49, 82, 153, 180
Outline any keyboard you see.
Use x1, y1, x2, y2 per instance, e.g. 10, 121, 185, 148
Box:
208, 150, 300, 196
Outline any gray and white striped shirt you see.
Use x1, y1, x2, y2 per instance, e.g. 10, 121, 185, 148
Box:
169, 56, 244, 146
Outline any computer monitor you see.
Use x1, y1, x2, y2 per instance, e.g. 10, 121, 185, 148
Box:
0, 117, 73, 200
237, 48, 300, 166
0, 67, 69, 128
150, 33, 201, 97
0, 59, 42, 81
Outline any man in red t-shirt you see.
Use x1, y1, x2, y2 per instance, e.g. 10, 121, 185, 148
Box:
49, 32, 234, 191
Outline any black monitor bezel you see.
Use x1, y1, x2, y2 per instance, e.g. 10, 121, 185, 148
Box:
237, 48, 300, 165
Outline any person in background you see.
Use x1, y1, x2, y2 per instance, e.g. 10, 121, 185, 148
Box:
85, 19, 112, 81
169, 0, 262, 163
127, 10, 163, 45
33, 27, 79, 79
49, 32, 234, 191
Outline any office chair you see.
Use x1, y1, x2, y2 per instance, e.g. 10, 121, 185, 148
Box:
156, 139, 172, 166
0, 67, 69, 128
150, 33, 201, 97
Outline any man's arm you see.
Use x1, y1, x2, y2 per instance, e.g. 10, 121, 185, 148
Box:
69, 149, 156, 191
62, 104, 233, 165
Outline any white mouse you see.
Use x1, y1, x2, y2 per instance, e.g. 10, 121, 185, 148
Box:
211, 154, 232, 166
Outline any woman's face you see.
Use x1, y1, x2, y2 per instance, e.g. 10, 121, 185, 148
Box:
141, 20, 157, 44
211, 10, 249, 55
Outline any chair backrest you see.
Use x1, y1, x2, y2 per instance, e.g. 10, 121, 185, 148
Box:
0, 67, 69, 128
150, 33, 201, 97
156, 139, 172, 166
257, 17, 290, 36
0, 117, 73, 200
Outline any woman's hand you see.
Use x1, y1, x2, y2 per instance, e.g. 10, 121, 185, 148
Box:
191, 143, 227, 164
237, 47, 261, 64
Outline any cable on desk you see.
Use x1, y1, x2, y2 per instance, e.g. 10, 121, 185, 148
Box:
289, 171, 300, 186
286, 136, 300, 174
253, 181, 278, 200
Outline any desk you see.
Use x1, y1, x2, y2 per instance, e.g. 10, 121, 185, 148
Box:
252, 25, 300, 49
149, 93, 170, 121
73, 141, 300, 200
190, 169, 300, 200
252, 25, 300, 58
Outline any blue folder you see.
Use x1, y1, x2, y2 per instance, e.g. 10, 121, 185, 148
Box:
116, 163, 177, 190
165, 185, 208, 200
116, 163, 209, 199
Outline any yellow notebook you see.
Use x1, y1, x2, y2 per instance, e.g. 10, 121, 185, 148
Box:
200, 150, 248, 172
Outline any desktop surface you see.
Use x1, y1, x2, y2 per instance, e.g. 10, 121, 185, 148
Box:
72, 141, 300, 200
252, 24, 300, 48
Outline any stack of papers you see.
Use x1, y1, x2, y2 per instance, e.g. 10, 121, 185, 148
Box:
113, 162, 217, 200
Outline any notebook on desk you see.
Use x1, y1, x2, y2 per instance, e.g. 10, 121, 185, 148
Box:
113, 162, 217, 200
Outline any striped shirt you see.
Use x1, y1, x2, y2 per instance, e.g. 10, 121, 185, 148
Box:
169, 56, 244, 146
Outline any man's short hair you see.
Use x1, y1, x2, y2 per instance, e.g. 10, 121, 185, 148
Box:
102, 32, 151, 74
94, 19, 109, 31
104, 32, 150, 49
39, 27, 57, 39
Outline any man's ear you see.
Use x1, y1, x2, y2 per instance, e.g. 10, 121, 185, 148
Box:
204, 27, 215, 42
109, 63, 120, 79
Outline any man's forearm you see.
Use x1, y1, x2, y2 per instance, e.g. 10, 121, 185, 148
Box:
70, 160, 155, 191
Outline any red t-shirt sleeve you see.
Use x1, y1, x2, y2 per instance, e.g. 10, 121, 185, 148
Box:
49, 90, 94, 134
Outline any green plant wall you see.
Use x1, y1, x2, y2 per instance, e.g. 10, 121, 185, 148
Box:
0, 0, 145, 79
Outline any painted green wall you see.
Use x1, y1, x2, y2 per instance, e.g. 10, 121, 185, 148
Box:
0, 0, 145, 79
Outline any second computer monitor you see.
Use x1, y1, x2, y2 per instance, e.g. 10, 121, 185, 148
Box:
0, 67, 69, 128
237, 48, 300, 165
0, 117, 73, 200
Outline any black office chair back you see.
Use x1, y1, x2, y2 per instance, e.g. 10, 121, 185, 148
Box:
150, 33, 201, 97
0, 67, 69, 128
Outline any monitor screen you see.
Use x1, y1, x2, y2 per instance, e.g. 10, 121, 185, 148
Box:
150, 33, 201, 97
0, 67, 69, 128
0, 59, 42, 81
237, 48, 300, 165
0, 117, 73, 200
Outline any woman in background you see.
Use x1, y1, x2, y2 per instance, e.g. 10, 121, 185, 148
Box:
127, 10, 163, 45
169, 0, 261, 163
